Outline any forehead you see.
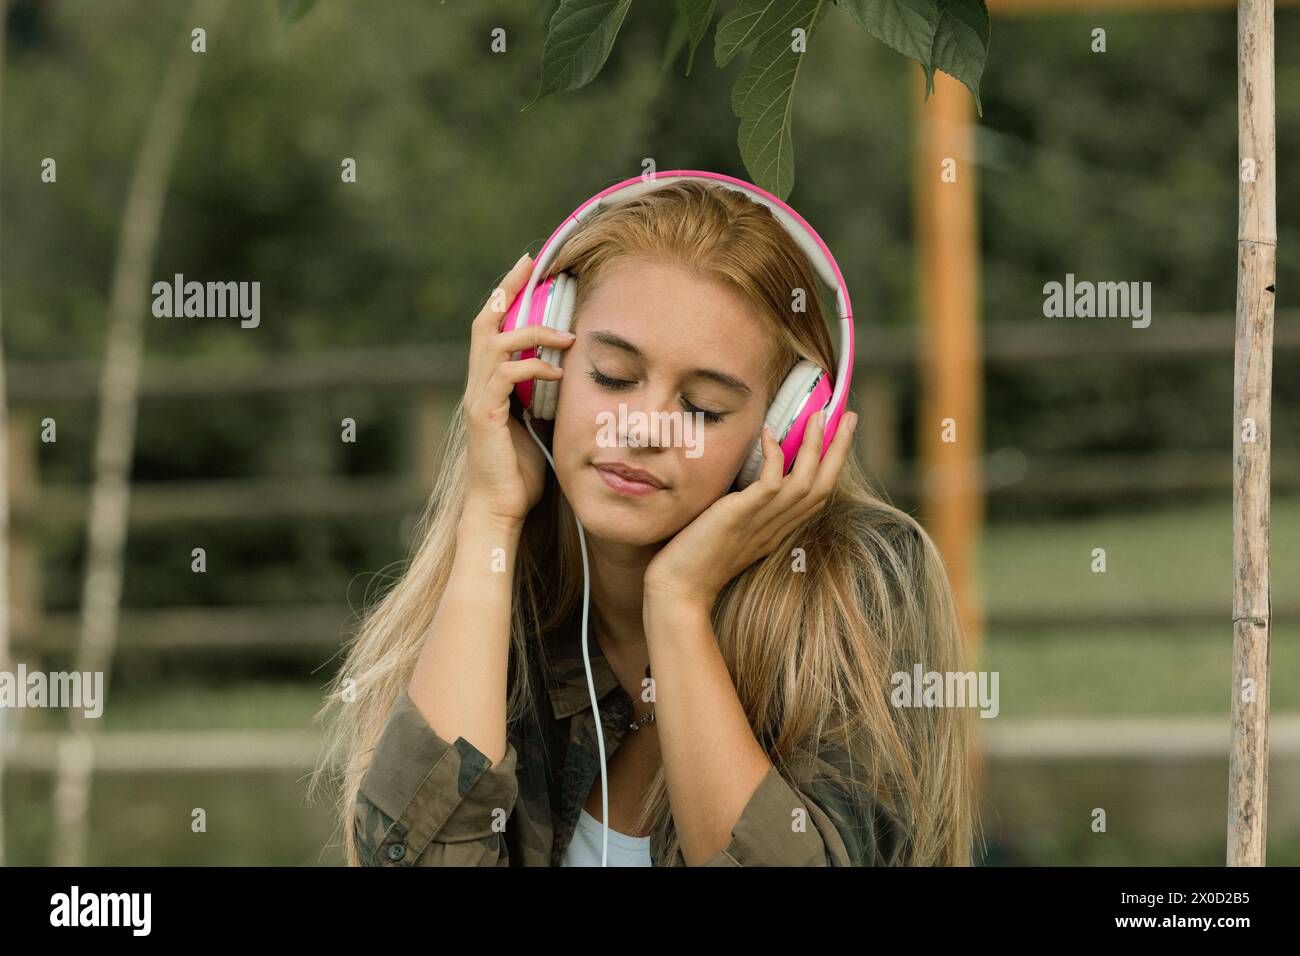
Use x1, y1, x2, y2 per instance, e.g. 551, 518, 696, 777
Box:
577, 258, 776, 376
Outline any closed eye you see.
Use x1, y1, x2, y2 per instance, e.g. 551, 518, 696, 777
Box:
587, 367, 633, 391
587, 367, 728, 424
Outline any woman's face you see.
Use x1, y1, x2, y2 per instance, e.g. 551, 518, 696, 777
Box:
551, 257, 779, 547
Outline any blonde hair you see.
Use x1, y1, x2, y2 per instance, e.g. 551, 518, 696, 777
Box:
311, 179, 981, 866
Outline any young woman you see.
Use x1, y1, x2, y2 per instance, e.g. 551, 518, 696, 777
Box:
312, 177, 980, 866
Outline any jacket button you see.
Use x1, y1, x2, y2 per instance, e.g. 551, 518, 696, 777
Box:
388, 843, 406, 862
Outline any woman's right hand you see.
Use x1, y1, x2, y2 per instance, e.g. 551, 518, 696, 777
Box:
462, 252, 577, 527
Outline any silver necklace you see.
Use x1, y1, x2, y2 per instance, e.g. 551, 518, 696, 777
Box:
628, 663, 655, 732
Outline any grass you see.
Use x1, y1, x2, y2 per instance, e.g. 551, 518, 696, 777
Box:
99, 682, 329, 732
12, 681, 328, 733
978, 627, 1300, 717
979, 492, 1300, 619
974, 492, 1300, 717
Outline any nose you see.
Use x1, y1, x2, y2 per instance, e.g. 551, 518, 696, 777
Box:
617, 387, 680, 452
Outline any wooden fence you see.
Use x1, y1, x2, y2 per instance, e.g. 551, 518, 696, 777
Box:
4, 313, 1299, 771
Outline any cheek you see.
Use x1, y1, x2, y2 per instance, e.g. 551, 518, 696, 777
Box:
680, 427, 756, 492
553, 380, 594, 443
551, 379, 609, 478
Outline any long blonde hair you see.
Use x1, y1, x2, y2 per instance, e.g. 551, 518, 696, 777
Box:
311, 179, 981, 866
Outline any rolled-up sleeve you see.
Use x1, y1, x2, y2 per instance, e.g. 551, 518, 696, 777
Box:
352, 690, 519, 867
697, 743, 910, 867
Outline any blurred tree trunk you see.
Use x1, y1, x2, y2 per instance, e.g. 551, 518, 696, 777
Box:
52, 0, 227, 867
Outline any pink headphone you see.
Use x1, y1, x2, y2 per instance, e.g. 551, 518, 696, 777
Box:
500, 170, 855, 489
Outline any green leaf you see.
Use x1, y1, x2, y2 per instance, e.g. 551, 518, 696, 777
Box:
834, 0, 988, 116
834, 0, 940, 71
659, 8, 690, 84
536, 0, 565, 30
715, 0, 771, 67
525, 0, 634, 110
725, 0, 825, 200
927, 0, 989, 115
677, 0, 716, 75
277, 0, 317, 24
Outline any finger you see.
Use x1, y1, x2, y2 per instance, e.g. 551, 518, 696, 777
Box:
760, 413, 857, 547
472, 357, 564, 419
752, 425, 785, 497
469, 253, 535, 395
760, 408, 827, 524
492, 323, 578, 359
771, 410, 857, 532
490, 355, 564, 389
783, 407, 827, 496
808, 410, 858, 501
473, 324, 575, 404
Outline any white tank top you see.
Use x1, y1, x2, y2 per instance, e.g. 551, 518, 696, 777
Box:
560, 808, 653, 867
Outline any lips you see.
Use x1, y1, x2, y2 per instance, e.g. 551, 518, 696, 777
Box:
593, 462, 667, 496
593, 461, 666, 488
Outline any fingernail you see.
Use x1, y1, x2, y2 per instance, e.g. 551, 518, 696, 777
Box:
516, 252, 532, 268
558, 330, 576, 339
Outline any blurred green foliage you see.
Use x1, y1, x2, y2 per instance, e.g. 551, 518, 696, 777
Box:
4, 0, 1300, 865
6, 3, 1296, 476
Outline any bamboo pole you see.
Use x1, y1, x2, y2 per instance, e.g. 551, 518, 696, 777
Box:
0, 0, 11, 868
1227, 0, 1275, 867
52, 0, 227, 867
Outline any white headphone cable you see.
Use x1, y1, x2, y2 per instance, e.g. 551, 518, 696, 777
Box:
521, 407, 609, 867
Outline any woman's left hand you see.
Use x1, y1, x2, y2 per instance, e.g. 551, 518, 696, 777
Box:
643, 409, 859, 610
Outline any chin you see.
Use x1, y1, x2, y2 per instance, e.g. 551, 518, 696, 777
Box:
576, 504, 671, 547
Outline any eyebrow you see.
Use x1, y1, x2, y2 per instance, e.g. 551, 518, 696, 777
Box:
586, 330, 754, 397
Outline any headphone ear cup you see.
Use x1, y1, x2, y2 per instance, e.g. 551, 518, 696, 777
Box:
506, 274, 558, 418
737, 360, 828, 489
532, 271, 577, 421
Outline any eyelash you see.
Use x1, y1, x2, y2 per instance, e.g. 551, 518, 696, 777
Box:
586, 367, 728, 424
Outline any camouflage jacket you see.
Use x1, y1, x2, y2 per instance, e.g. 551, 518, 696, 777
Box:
352, 605, 911, 866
